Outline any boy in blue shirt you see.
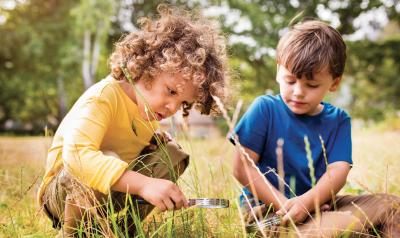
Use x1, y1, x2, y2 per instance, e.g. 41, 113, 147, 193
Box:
233, 20, 400, 237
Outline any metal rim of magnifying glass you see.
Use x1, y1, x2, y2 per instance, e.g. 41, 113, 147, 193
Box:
245, 215, 281, 233
188, 198, 229, 208
134, 198, 230, 209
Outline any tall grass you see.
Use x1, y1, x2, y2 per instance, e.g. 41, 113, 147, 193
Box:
0, 125, 400, 237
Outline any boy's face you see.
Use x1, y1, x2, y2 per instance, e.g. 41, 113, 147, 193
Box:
276, 64, 341, 116
134, 71, 197, 121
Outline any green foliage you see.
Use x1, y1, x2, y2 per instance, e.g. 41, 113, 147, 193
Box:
346, 38, 400, 120
0, 0, 400, 134
221, 0, 400, 121
0, 0, 81, 133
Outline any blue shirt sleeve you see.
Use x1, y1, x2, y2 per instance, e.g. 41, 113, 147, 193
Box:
327, 115, 352, 165
234, 96, 269, 156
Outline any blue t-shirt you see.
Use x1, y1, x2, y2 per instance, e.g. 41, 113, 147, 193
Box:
234, 95, 352, 203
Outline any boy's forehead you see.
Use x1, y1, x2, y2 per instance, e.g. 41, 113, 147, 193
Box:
278, 64, 332, 80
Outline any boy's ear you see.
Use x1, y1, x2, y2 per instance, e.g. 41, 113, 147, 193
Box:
329, 76, 342, 92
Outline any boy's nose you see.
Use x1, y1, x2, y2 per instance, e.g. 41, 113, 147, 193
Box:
293, 83, 304, 96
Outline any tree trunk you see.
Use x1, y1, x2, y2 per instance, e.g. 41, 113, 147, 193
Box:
90, 22, 103, 81
57, 74, 67, 120
82, 24, 103, 90
82, 30, 92, 89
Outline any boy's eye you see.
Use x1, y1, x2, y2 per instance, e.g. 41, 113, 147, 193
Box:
286, 81, 295, 85
307, 84, 319, 88
167, 87, 177, 96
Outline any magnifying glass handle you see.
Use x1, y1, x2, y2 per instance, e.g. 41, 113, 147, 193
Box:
132, 198, 185, 205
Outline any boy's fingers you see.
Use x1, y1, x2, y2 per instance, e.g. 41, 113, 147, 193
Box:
281, 213, 291, 226
163, 131, 172, 141
320, 203, 331, 211
154, 132, 172, 144
171, 186, 189, 209
163, 198, 175, 211
281, 210, 296, 226
182, 198, 189, 208
275, 209, 284, 216
154, 201, 167, 212
276, 202, 290, 216
170, 193, 184, 209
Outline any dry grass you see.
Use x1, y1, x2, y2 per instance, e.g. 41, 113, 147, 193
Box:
0, 128, 399, 237
348, 129, 400, 194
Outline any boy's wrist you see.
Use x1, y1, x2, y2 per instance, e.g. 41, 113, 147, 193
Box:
299, 192, 316, 211
112, 170, 150, 195
276, 195, 289, 210
133, 173, 152, 195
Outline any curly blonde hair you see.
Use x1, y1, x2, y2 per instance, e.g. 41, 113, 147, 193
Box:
109, 4, 230, 116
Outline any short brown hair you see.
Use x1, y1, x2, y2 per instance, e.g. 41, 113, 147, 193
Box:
276, 20, 346, 80
109, 4, 229, 116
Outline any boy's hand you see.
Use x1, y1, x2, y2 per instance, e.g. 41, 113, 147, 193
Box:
142, 132, 173, 153
154, 131, 173, 144
276, 194, 313, 225
137, 176, 188, 211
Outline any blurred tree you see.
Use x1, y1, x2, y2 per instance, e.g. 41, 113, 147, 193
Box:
347, 37, 400, 120
209, 0, 400, 120
0, 0, 80, 133
70, 0, 116, 89
0, 0, 197, 134
0, 0, 399, 134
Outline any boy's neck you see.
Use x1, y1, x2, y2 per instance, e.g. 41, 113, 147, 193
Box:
306, 103, 324, 116
118, 80, 137, 104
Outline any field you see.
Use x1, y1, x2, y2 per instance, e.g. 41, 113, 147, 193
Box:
0, 126, 399, 237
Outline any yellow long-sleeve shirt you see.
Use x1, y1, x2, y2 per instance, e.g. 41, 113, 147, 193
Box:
37, 75, 158, 205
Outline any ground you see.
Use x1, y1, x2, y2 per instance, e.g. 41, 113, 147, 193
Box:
0, 126, 399, 237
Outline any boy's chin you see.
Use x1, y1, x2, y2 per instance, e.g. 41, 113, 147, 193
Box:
288, 106, 311, 115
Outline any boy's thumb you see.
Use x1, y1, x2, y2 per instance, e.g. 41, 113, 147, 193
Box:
280, 213, 290, 226
275, 209, 284, 216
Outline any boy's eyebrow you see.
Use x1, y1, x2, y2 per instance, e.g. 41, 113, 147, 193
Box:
282, 70, 296, 78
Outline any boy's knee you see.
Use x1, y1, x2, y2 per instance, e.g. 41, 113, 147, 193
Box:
364, 193, 400, 210
378, 193, 400, 203
298, 211, 365, 237
135, 141, 189, 179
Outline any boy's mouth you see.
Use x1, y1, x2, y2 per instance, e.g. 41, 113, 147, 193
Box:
155, 112, 164, 121
290, 100, 306, 106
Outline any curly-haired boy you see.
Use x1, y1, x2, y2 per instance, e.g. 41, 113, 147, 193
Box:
38, 5, 230, 236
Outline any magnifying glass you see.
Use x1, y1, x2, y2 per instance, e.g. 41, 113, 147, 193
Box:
134, 198, 230, 209
246, 215, 281, 233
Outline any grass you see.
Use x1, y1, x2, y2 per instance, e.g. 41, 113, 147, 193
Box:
0, 126, 399, 237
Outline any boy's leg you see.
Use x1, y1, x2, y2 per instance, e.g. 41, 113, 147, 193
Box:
111, 141, 190, 232
296, 194, 400, 237
242, 194, 400, 237
42, 169, 112, 237
334, 194, 400, 237
134, 140, 189, 183
42, 143, 189, 236
42, 170, 69, 237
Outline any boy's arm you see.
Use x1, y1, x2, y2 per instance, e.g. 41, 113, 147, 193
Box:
111, 170, 189, 211
233, 146, 287, 210
304, 161, 351, 208
277, 161, 351, 224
